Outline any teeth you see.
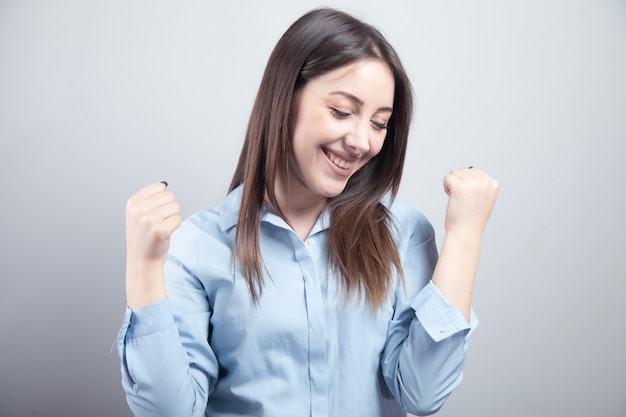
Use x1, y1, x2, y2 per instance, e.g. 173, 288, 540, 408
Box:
327, 151, 353, 169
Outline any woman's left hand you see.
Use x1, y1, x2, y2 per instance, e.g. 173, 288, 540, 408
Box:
443, 167, 499, 237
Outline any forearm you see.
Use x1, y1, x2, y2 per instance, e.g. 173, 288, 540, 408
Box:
431, 230, 482, 321
126, 260, 168, 309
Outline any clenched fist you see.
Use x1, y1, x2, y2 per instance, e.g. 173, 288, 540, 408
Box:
125, 182, 182, 308
443, 167, 499, 237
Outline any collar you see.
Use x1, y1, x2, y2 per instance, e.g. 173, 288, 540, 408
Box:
218, 185, 330, 237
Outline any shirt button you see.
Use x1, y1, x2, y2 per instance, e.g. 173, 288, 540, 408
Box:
307, 238, 314, 245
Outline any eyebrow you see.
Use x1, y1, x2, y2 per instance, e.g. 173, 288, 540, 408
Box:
329, 91, 393, 113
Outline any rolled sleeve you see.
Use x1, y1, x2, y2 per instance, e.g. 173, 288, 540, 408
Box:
121, 299, 177, 339
411, 281, 478, 342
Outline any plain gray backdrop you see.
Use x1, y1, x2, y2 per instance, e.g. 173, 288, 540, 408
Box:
1, 1, 624, 416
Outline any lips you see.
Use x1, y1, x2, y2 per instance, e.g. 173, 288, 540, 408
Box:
323, 148, 355, 170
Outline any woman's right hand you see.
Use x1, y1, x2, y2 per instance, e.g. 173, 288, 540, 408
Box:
124, 182, 182, 309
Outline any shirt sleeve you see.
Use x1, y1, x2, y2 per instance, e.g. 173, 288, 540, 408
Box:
381, 206, 479, 416
117, 222, 219, 417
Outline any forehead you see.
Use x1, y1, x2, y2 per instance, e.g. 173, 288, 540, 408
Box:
303, 59, 395, 106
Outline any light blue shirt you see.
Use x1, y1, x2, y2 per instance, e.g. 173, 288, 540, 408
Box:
117, 186, 478, 417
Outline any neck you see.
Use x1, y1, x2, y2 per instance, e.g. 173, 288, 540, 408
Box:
270, 176, 327, 240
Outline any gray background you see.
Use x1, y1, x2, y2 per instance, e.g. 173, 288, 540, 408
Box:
1, 1, 624, 416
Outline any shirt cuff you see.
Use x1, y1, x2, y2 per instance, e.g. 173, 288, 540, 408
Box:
410, 280, 479, 342
123, 298, 176, 339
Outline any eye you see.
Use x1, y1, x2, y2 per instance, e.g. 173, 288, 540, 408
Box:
329, 107, 351, 119
371, 120, 389, 131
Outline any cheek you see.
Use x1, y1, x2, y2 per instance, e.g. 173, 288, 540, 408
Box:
308, 110, 336, 138
292, 107, 328, 146
369, 133, 387, 157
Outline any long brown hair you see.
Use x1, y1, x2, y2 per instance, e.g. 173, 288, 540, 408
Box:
229, 8, 413, 309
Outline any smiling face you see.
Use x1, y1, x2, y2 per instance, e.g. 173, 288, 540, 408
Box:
284, 59, 395, 206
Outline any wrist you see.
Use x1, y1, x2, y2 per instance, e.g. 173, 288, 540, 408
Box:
125, 260, 167, 309
443, 226, 484, 246
126, 257, 165, 279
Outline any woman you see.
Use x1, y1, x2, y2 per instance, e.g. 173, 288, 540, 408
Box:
119, 7, 499, 417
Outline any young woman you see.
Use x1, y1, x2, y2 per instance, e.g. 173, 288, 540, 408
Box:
119, 8, 499, 417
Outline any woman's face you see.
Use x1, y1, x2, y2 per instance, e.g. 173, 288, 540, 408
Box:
287, 59, 395, 203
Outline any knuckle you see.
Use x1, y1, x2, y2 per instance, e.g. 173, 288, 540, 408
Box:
137, 213, 153, 229
125, 196, 137, 211
126, 203, 142, 220
153, 227, 168, 240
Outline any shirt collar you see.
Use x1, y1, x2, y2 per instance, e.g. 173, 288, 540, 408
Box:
218, 184, 330, 237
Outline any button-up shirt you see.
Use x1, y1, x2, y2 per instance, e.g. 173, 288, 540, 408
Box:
117, 185, 478, 417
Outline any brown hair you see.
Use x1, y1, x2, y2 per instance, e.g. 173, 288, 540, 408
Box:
229, 8, 413, 309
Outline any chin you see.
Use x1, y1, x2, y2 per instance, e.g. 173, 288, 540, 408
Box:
317, 182, 349, 198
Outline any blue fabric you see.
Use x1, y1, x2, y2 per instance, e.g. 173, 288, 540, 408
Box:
117, 186, 478, 417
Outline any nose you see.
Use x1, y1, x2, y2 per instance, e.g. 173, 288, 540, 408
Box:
343, 120, 370, 155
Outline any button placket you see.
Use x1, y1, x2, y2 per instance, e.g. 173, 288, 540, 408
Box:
290, 233, 328, 417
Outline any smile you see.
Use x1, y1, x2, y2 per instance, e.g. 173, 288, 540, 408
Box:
324, 149, 355, 170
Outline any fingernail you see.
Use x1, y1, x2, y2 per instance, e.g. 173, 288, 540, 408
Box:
160, 181, 168, 187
